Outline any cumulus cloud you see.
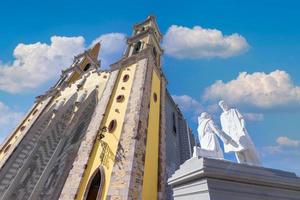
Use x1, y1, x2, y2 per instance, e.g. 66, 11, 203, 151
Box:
263, 136, 300, 156
0, 36, 85, 93
243, 113, 264, 121
261, 140, 300, 175
163, 25, 249, 59
172, 95, 262, 122
172, 95, 203, 114
204, 70, 300, 109
172, 95, 204, 123
276, 136, 300, 147
91, 33, 126, 67
0, 102, 23, 143
0, 33, 127, 94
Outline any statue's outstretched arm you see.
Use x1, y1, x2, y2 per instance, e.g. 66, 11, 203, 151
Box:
209, 121, 230, 143
209, 121, 238, 147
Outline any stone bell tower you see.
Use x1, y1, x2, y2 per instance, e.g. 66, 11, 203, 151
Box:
68, 16, 167, 200
0, 16, 194, 200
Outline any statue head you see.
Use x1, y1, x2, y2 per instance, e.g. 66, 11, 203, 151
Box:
218, 100, 230, 112
199, 112, 211, 121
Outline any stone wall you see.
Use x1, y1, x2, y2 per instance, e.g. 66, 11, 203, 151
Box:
0, 97, 52, 170
164, 91, 194, 200
59, 70, 119, 200
158, 76, 167, 200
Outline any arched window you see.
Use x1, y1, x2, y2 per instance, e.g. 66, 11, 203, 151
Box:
84, 167, 105, 200
153, 92, 158, 102
32, 109, 38, 115
20, 125, 26, 131
123, 74, 130, 82
83, 63, 91, 72
172, 112, 177, 134
116, 95, 125, 103
107, 119, 117, 133
4, 144, 11, 153
153, 46, 157, 58
132, 41, 142, 55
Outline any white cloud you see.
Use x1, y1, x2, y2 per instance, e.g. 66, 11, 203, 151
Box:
261, 143, 300, 175
262, 136, 300, 155
243, 113, 264, 121
0, 102, 23, 143
163, 25, 249, 59
0, 33, 127, 94
172, 95, 262, 122
204, 70, 300, 109
262, 145, 282, 155
0, 36, 85, 93
172, 95, 204, 123
276, 136, 300, 147
91, 33, 126, 67
172, 95, 203, 114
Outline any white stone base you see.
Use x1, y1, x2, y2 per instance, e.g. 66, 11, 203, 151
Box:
168, 157, 300, 200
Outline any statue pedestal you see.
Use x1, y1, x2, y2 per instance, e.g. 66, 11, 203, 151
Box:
168, 157, 300, 200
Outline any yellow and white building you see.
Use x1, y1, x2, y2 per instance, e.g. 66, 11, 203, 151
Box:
0, 16, 194, 200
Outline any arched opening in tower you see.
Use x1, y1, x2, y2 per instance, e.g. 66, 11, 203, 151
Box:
85, 167, 104, 200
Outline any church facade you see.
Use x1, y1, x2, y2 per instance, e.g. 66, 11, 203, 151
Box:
0, 16, 194, 200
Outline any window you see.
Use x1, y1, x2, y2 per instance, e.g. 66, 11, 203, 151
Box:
153, 93, 158, 102
20, 125, 26, 131
153, 47, 157, 58
107, 120, 117, 133
4, 144, 11, 153
84, 167, 105, 200
83, 63, 91, 71
116, 95, 125, 103
132, 41, 142, 55
123, 74, 129, 82
32, 109, 38, 115
172, 113, 177, 134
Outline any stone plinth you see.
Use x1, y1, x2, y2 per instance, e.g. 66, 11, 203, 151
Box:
168, 157, 300, 200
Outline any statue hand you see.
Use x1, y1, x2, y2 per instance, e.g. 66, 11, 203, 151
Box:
229, 139, 239, 148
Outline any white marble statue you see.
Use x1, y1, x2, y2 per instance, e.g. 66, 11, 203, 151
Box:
218, 100, 261, 166
194, 112, 236, 159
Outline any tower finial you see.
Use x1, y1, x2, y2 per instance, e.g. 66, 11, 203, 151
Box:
89, 42, 101, 59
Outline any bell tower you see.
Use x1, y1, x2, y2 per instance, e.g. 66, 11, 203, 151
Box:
125, 15, 163, 66
70, 16, 167, 200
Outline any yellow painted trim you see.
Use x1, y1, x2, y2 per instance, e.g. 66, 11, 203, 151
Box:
142, 69, 161, 200
75, 64, 137, 200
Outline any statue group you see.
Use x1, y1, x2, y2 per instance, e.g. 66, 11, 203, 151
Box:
193, 100, 261, 166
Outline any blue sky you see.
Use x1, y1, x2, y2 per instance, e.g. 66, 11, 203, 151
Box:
1, 0, 300, 174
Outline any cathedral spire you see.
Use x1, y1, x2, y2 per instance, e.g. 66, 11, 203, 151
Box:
89, 42, 101, 59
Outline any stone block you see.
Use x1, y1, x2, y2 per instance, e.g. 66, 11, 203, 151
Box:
168, 157, 300, 200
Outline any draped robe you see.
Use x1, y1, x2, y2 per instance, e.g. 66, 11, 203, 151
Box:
197, 117, 224, 159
